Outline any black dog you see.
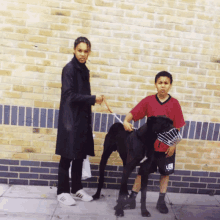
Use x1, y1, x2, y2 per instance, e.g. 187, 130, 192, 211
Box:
92, 116, 174, 217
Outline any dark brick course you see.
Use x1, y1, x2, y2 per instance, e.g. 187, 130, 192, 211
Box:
0, 158, 220, 195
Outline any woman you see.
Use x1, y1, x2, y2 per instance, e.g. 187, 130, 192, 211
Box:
56, 37, 103, 206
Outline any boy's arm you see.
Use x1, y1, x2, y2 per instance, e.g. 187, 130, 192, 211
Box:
123, 112, 134, 132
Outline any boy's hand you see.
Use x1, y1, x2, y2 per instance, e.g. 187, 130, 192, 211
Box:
123, 121, 133, 132
165, 146, 176, 157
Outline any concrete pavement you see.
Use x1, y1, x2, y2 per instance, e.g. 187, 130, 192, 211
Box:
0, 184, 220, 219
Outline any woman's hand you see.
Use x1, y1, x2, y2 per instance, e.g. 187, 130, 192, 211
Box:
95, 95, 104, 105
123, 121, 133, 132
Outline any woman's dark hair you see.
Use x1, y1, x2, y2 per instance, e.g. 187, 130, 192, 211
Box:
74, 36, 91, 51
155, 71, 173, 84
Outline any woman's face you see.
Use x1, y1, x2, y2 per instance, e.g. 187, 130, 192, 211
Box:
74, 42, 90, 63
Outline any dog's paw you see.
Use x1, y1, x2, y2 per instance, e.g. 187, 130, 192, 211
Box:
141, 209, 151, 217
115, 209, 124, 217
92, 193, 100, 200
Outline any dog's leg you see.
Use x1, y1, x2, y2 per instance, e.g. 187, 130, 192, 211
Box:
92, 147, 114, 200
140, 171, 151, 217
139, 151, 154, 218
115, 158, 139, 217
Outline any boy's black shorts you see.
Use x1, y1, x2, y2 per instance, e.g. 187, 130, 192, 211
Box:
138, 151, 175, 176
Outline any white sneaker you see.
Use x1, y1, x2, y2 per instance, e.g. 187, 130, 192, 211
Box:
71, 189, 93, 202
57, 193, 76, 206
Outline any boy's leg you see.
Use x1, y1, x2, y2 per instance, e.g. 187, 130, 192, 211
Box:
125, 159, 157, 209
156, 152, 176, 214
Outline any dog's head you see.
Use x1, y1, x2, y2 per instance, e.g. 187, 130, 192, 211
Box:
147, 115, 174, 134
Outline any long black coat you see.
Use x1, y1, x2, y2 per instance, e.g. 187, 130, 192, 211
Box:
55, 56, 96, 160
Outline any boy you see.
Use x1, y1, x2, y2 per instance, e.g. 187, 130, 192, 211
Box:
123, 71, 185, 214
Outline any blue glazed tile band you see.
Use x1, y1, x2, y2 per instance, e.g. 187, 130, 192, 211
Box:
0, 104, 219, 142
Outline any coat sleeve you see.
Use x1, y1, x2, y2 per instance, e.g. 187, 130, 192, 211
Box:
61, 64, 96, 105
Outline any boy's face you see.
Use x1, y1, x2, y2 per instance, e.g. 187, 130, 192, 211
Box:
155, 76, 172, 97
74, 42, 90, 63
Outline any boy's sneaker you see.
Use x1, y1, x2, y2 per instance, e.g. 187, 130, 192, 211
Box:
57, 193, 76, 206
71, 189, 93, 202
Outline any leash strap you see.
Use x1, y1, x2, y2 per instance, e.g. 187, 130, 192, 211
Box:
102, 95, 137, 130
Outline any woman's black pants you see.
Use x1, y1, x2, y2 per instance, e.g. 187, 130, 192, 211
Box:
57, 156, 83, 195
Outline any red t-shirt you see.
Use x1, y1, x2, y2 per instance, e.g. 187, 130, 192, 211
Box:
130, 94, 185, 152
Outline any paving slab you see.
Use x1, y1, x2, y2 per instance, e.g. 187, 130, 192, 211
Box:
3, 185, 57, 199
52, 214, 116, 220
214, 195, 220, 204
0, 197, 57, 215
0, 213, 51, 220
166, 192, 220, 206
173, 205, 220, 220
0, 184, 10, 197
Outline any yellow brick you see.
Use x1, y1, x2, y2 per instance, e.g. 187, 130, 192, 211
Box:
127, 89, 145, 96
59, 47, 73, 54
34, 101, 54, 108
11, 140, 31, 146
23, 79, 44, 87
0, 70, 12, 76
90, 59, 109, 65
39, 128, 54, 135
44, 136, 56, 142
51, 9, 71, 16
0, 139, 10, 145
94, 0, 114, 7
2, 91, 21, 99
12, 153, 29, 160
25, 65, 46, 73
52, 155, 60, 162
194, 159, 211, 164
203, 97, 220, 103
7, 2, 27, 11
17, 43, 34, 50
186, 152, 203, 159
129, 76, 146, 83
48, 38, 69, 47
0, 26, 14, 32
175, 158, 193, 163
41, 147, 55, 154
22, 93, 44, 100
50, 24, 69, 31
39, 29, 54, 37
30, 154, 51, 161
27, 36, 47, 44
175, 163, 184, 170
139, 84, 156, 91
202, 165, 218, 172
13, 85, 33, 93
126, 103, 135, 109
184, 164, 201, 170
185, 95, 202, 102
5, 18, 26, 26
22, 147, 41, 153
120, 68, 137, 75
26, 51, 46, 58
118, 96, 134, 102
194, 103, 210, 109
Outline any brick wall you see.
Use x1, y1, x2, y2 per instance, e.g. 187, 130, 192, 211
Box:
0, 0, 220, 193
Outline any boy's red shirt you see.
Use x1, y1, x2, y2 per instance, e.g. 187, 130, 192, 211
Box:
130, 94, 185, 152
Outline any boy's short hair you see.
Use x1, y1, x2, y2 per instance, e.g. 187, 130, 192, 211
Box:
155, 71, 173, 84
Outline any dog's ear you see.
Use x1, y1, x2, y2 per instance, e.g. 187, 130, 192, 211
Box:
147, 116, 156, 123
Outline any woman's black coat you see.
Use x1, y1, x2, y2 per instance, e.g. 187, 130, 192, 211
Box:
56, 56, 96, 160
